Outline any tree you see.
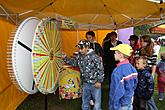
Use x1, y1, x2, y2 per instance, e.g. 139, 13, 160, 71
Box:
134, 24, 151, 36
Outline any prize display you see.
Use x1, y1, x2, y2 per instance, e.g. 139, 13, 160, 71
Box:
59, 65, 82, 99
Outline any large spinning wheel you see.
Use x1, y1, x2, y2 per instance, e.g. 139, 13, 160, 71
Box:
7, 17, 39, 94
32, 17, 64, 94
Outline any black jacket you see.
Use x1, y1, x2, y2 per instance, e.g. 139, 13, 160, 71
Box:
103, 40, 122, 69
135, 67, 154, 100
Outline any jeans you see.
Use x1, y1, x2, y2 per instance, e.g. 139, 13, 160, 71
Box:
119, 103, 133, 110
147, 97, 158, 110
82, 83, 102, 110
158, 92, 164, 100
119, 97, 133, 110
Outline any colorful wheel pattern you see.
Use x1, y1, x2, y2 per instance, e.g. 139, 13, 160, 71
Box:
32, 17, 63, 94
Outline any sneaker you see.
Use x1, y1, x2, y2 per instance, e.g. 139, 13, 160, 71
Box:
90, 100, 94, 105
159, 98, 163, 101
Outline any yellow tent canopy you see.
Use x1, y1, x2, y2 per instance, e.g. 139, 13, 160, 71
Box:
1, 0, 165, 30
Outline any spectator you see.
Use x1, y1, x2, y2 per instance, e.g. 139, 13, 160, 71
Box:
156, 52, 165, 101
128, 35, 141, 65
102, 31, 122, 83
135, 35, 158, 110
133, 56, 154, 110
109, 44, 138, 110
62, 39, 104, 110
86, 31, 103, 57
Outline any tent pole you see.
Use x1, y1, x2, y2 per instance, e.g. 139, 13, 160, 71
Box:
76, 30, 79, 43
0, 5, 16, 24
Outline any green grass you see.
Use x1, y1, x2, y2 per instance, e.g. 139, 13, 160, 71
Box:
158, 46, 165, 60
16, 82, 165, 110
17, 46, 165, 110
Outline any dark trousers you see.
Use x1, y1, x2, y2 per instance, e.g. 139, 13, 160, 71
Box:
133, 95, 147, 110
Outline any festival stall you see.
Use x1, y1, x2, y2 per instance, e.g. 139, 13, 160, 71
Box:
1, 0, 165, 109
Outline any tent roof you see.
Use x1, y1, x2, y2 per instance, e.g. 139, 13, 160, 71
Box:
1, 0, 165, 30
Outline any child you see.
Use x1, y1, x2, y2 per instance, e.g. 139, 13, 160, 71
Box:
62, 39, 104, 110
85, 31, 103, 57
109, 44, 138, 110
156, 52, 165, 101
133, 56, 154, 110
135, 35, 158, 110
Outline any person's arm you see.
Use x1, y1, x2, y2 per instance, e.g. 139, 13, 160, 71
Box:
151, 65, 156, 76
62, 53, 78, 67
110, 73, 125, 110
93, 55, 104, 84
145, 71, 154, 100
151, 53, 157, 76
103, 41, 110, 53
98, 43, 103, 57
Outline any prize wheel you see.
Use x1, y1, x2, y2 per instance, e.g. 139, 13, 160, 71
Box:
6, 17, 39, 94
32, 17, 63, 94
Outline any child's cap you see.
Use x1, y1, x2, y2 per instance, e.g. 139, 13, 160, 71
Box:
161, 52, 165, 60
75, 39, 90, 49
110, 44, 133, 56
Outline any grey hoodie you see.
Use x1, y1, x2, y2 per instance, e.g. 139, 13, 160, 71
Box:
63, 49, 104, 84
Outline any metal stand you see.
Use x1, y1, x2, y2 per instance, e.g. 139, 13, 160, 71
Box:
45, 95, 47, 110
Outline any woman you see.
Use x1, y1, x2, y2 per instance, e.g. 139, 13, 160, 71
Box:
135, 35, 158, 110
128, 35, 140, 65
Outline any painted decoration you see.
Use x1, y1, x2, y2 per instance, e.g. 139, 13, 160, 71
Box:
32, 17, 63, 94
59, 65, 82, 99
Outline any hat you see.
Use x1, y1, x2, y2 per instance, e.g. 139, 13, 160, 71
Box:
76, 39, 90, 49
128, 35, 138, 41
110, 44, 133, 56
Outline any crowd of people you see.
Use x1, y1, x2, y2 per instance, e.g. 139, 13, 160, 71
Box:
62, 31, 165, 110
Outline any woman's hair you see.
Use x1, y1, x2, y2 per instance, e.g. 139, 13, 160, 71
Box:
129, 35, 139, 45
110, 31, 117, 38
103, 33, 111, 41
140, 35, 154, 57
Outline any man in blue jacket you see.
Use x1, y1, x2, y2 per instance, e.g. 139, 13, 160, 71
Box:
109, 44, 138, 110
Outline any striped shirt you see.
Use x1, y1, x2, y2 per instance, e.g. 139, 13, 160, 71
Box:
135, 49, 157, 67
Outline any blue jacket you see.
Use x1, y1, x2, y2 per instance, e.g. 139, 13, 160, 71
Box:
110, 61, 138, 110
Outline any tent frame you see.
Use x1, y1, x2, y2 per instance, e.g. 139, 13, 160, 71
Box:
1, 2, 165, 30
0, 5, 18, 25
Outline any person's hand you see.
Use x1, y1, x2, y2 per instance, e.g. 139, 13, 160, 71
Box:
62, 52, 67, 58
95, 82, 101, 88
